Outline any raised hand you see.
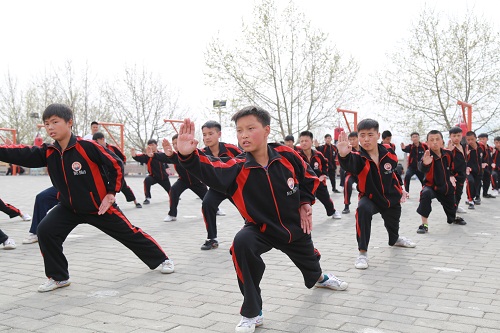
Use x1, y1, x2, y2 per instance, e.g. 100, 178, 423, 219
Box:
336, 131, 352, 157
422, 150, 433, 165
176, 118, 198, 156
130, 148, 137, 157
400, 142, 405, 149
162, 138, 174, 157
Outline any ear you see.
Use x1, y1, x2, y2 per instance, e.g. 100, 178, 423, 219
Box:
377, 132, 381, 140
264, 125, 270, 137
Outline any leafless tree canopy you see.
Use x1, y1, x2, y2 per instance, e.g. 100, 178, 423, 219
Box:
205, 0, 360, 141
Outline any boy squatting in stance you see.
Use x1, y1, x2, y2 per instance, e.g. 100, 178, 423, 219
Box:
176, 106, 348, 333
416, 130, 466, 234
337, 119, 416, 270
0, 103, 174, 292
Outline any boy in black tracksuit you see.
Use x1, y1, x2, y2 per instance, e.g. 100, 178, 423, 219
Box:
478, 133, 495, 199
147, 134, 208, 222
199, 120, 242, 250
0, 104, 174, 292
491, 137, 500, 196
416, 130, 466, 234
299, 131, 341, 219
314, 134, 340, 193
131, 139, 171, 205
93, 132, 142, 208
176, 107, 347, 333
401, 132, 428, 195
448, 127, 467, 213
338, 119, 416, 271
465, 131, 489, 209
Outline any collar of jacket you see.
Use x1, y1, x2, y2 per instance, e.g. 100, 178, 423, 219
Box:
243, 145, 282, 168
49, 134, 78, 152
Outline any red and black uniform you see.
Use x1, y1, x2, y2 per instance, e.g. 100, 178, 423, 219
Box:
481, 144, 494, 196
449, 144, 467, 208
0, 135, 168, 281
401, 142, 428, 192
201, 142, 242, 240
153, 152, 208, 217
343, 147, 359, 209
316, 143, 339, 191
179, 143, 321, 318
417, 149, 459, 223
132, 152, 171, 200
107, 144, 137, 203
491, 147, 499, 191
465, 142, 488, 202
299, 150, 336, 216
339, 144, 404, 251
0, 198, 22, 219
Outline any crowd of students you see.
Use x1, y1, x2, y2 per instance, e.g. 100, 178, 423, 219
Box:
0, 103, 498, 333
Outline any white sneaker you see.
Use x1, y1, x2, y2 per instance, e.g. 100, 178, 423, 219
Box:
38, 278, 71, 292
235, 314, 263, 333
3, 238, 16, 250
315, 273, 348, 290
394, 236, 416, 248
163, 215, 177, 222
22, 233, 38, 244
355, 254, 368, 269
492, 189, 498, 197
216, 209, 226, 216
331, 211, 342, 219
456, 206, 467, 213
160, 259, 175, 274
20, 214, 32, 221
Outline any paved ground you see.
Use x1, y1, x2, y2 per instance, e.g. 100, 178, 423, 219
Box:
1, 174, 499, 333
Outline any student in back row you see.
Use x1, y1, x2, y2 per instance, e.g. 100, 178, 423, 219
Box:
314, 133, 341, 193
401, 132, 427, 197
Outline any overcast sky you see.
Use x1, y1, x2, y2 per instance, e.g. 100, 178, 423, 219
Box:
0, 0, 498, 132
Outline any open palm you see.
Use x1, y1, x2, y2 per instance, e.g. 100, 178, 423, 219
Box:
176, 118, 199, 156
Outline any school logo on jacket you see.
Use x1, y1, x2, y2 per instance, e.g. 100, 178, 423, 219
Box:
383, 163, 393, 175
287, 177, 297, 196
314, 162, 319, 169
72, 162, 87, 176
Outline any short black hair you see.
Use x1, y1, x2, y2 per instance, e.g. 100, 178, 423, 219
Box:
284, 135, 294, 142
91, 121, 99, 126
324, 134, 332, 139
357, 119, 379, 132
449, 126, 463, 134
427, 130, 443, 140
201, 120, 221, 131
465, 131, 476, 137
381, 130, 392, 139
478, 133, 488, 139
172, 134, 178, 141
410, 132, 420, 137
42, 103, 73, 122
348, 131, 358, 138
494, 136, 500, 142
231, 105, 271, 127
147, 139, 158, 145
92, 132, 105, 140
299, 131, 313, 139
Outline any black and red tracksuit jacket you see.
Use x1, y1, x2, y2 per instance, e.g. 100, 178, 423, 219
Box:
0, 134, 123, 214
202, 142, 242, 158
179, 143, 320, 243
402, 142, 428, 169
107, 144, 126, 163
418, 149, 457, 196
316, 143, 338, 170
133, 153, 169, 180
492, 148, 500, 172
449, 144, 467, 182
298, 150, 329, 184
339, 144, 403, 209
153, 152, 203, 186
466, 142, 488, 176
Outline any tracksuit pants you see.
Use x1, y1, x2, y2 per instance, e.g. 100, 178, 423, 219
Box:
0, 198, 21, 219
327, 168, 338, 191
492, 170, 499, 190
230, 224, 322, 318
144, 175, 171, 199
202, 188, 232, 240
0, 228, 8, 243
404, 167, 425, 193
355, 197, 401, 252
344, 174, 358, 207
466, 172, 482, 201
168, 180, 208, 217
454, 177, 465, 210
315, 183, 335, 216
417, 186, 456, 223
482, 168, 492, 195
121, 179, 137, 202
37, 204, 168, 281
30, 186, 59, 235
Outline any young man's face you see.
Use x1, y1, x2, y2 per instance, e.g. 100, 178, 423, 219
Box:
478, 137, 488, 145
172, 138, 178, 151
148, 142, 158, 153
466, 135, 477, 147
348, 136, 359, 148
358, 129, 380, 153
450, 132, 463, 145
235, 115, 269, 153
325, 136, 332, 144
44, 115, 72, 142
96, 138, 106, 147
427, 133, 443, 153
202, 127, 221, 148
382, 136, 392, 144
299, 136, 313, 151
284, 140, 295, 148
91, 124, 99, 134
494, 140, 500, 150
411, 134, 420, 145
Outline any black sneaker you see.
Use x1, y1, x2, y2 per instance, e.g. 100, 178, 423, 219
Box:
483, 194, 495, 199
143, 199, 150, 205
342, 208, 350, 214
417, 224, 428, 234
201, 239, 219, 250
473, 198, 481, 205
135, 203, 142, 208
333, 189, 341, 194
468, 202, 475, 210
453, 217, 467, 225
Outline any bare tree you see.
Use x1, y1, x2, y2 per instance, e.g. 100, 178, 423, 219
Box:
205, 0, 360, 141
375, 8, 500, 134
